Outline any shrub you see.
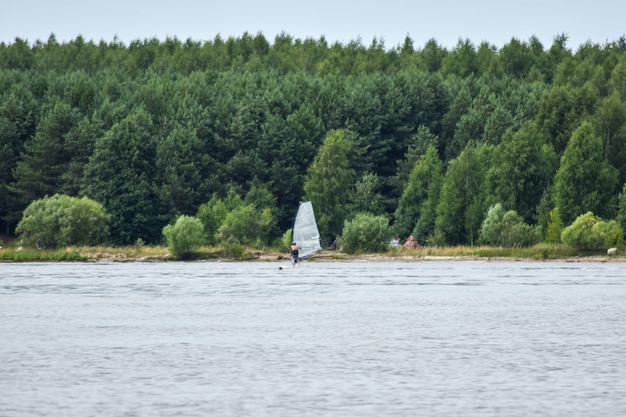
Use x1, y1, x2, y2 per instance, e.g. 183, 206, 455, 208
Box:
162, 215, 205, 258
341, 213, 390, 254
196, 194, 228, 245
561, 212, 624, 250
16, 194, 110, 248
545, 207, 563, 244
218, 205, 276, 247
592, 219, 623, 249
479, 203, 541, 247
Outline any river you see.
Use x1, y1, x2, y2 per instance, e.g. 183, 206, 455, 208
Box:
1, 260, 625, 416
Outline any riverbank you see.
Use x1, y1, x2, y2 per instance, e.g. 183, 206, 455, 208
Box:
0, 244, 624, 262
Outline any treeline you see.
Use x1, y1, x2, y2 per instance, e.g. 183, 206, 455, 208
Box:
1, 32, 626, 247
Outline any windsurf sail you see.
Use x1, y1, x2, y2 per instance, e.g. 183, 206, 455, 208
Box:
291, 201, 322, 260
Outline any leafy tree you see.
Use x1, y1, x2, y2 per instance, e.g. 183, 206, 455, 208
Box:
341, 213, 391, 254
15, 194, 109, 248
218, 205, 276, 247
593, 92, 626, 183
478, 203, 541, 247
553, 121, 620, 225
441, 83, 472, 161
390, 126, 439, 197
81, 107, 161, 245
535, 86, 584, 155
435, 144, 490, 245
618, 183, 626, 233
441, 39, 477, 78
10, 99, 80, 204
162, 215, 205, 258
0, 82, 37, 233
592, 220, 624, 249
352, 173, 385, 216
196, 194, 229, 245
561, 212, 623, 250
484, 123, 557, 222
499, 37, 534, 79
156, 124, 207, 220
394, 145, 443, 242
304, 129, 355, 237
545, 207, 564, 244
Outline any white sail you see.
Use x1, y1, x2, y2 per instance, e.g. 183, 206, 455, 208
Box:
292, 201, 322, 260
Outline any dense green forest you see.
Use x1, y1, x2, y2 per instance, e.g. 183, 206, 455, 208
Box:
1, 32, 626, 247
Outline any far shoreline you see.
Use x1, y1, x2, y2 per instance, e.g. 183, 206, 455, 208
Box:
1, 244, 624, 263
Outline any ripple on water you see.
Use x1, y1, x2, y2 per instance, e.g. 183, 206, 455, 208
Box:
1, 261, 625, 417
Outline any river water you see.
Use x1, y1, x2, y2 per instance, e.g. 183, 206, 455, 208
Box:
1, 260, 625, 417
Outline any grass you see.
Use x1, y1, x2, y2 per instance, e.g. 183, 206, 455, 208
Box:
0, 247, 87, 262
0, 241, 620, 262
386, 243, 609, 260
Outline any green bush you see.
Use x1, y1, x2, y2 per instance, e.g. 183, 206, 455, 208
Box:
592, 219, 623, 249
479, 203, 541, 247
16, 194, 110, 248
196, 194, 229, 245
561, 212, 624, 250
341, 213, 391, 254
218, 205, 276, 247
162, 215, 205, 258
545, 207, 564, 244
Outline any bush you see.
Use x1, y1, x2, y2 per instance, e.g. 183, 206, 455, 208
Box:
162, 215, 205, 258
16, 194, 110, 248
341, 213, 391, 254
561, 212, 624, 250
479, 203, 541, 247
545, 207, 564, 244
593, 220, 624, 249
218, 205, 276, 247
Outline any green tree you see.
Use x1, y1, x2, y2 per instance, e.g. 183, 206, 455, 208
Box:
561, 212, 623, 250
435, 144, 490, 246
10, 99, 80, 204
162, 215, 205, 258
553, 121, 620, 225
341, 213, 391, 254
545, 207, 564, 244
390, 126, 439, 198
484, 123, 557, 222
15, 194, 109, 248
81, 107, 161, 245
478, 203, 541, 247
218, 205, 276, 247
156, 124, 207, 220
394, 145, 443, 243
352, 173, 385, 216
618, 183, 626, 233
304, 129, 355, 237
0, 82, 37, 233
196, 193, 229, 245
593, 92, 626, 183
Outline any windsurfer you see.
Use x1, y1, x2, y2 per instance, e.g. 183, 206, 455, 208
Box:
291, 242, 300, 266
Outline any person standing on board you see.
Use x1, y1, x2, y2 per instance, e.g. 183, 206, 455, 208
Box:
291, 242, 300, 266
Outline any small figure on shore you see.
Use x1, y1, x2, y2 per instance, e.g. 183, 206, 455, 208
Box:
403, 235, 420, 249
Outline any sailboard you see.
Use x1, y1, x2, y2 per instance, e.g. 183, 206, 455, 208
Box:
291, 201, 322, 261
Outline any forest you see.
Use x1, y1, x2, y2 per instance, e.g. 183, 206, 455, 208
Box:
1, 32, 626, 249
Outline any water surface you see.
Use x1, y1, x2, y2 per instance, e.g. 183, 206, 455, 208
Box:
1, 260, 625, 416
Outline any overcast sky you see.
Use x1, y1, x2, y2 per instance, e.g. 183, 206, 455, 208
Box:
2, 0, 624, 51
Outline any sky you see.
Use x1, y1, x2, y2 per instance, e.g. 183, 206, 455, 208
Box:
2, 0, 625, 51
